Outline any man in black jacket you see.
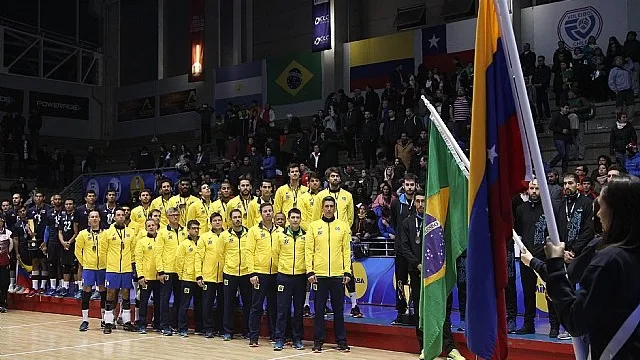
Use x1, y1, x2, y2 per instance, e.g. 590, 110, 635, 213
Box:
548, 103, 572, 173
514, 179, 559, 337
359, 111, 378, 170
397, 192, 424, 351
532, 56, 552, 122
554, 173, 594, 258
343, 101, 362, 160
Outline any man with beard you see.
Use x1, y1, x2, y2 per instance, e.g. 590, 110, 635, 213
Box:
546, 169, 563, 203
150, 179, 174, 227
131, 189, 152, 228
98, 190, 119, 230
514, 179, 559, 336
187, 184, 215, 233
43, 194, 63, 296
274, 164, 308, 223
390, 174, 417, 324
552, 172, 593, 339
247, 180, 274, 228
168, 178, 199, 228
26, 191, 50, 295
314, 168, 354, 226
212, 180, 233, 229
226, 176, 254, 228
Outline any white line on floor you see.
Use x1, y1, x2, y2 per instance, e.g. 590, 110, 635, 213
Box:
267, 349, 336, 360
0, 335, 163, 357
0, 319, 78, 329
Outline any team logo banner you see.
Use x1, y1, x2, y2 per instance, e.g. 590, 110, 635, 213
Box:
557, 6, 603, 49
312, 0, 331, 52
83, 169, 179, 204
29, 91, 89, 120
117, 96, 155, 122
0, 86, 24, 112
160, 89, 197, 116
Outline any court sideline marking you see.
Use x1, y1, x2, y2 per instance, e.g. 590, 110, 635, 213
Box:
0, 319, 78, 329
0, 335, 163, 357
267, 349, 336, 360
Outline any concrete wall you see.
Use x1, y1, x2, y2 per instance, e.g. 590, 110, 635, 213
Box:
112, 74, 204, 139
253, 0, 312, 60
0, 74, 103, 139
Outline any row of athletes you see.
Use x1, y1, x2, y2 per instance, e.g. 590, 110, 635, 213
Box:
74, 195, 353, 353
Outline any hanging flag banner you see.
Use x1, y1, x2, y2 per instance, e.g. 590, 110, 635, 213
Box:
189, 0, 205, 82
0, 86, 24, 113
160, 89, 197, 116
117, 96, 155, 122
312, 0, 331, 52
29, 91, 89, 120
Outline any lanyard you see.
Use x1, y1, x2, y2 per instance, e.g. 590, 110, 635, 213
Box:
241, 197, 252, 218
565, 194, 580, 222
289, 184, 300, 208
329, 188, 341, 219
415, 217, 423, 244
116, 228, 126, 250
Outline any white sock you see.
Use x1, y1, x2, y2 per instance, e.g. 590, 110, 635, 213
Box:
76, 281, 82, 291
305, 291, 311, 306
82, 309, 89, 322
62, 281, 69, 289
32, 279, 39, 290
40, 271, 48, 289
104, 309, 115, 324
50, 279, 57, 289
118, 304, 124, 319
350, 292, 357, 309
32, 271, 40, 290
122, 309, 131, 324
10, 277, 16, 286
135, 307, 139, 322
101, 308, 105, 321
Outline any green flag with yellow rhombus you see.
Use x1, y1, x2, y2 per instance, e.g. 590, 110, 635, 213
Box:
267, 52, 322, 105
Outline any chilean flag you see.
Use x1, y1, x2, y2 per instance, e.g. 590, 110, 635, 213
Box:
422, 22, 476, 74
466, 0, 527, 358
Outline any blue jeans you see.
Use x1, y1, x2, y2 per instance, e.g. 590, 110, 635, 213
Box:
549, 139, 570, 172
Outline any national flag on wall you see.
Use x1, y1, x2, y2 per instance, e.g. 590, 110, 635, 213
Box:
266, 52, 322, 106
422, 21, 476, 75
420, 120, 469, 360
466, 0, 527, 359
344, 31, 417, 91
214, 60, 264, 112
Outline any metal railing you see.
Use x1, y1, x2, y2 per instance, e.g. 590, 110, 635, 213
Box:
354, 238, 396, 258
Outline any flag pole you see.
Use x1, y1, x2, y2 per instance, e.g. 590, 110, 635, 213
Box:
493, 0, 561, 246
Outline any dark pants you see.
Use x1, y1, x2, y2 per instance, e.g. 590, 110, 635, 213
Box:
223, 273, 251, 336
201, 125, 211, 144
443, 293, 457, 354
615, 152, 627, 172
409, 269, 422, 348
178, 281, 202, 332
139, 280, 161, 328
549, 139, 570, 173
395, 256, 409, 315
215, 139, 225, 158
505, 245, 517, 322
313, 277, 346, 344
520, 263, 559, 329
455, 252, 467, 321
0, 265, 9, 308
249, 273, 277, 341
275, 273, 306, 342
361, 140, 377, 170
3, 154, 14, 177
344, 132, 356, 159
535, 87, 551, 119
202, 281, 224, 334
159, 273, 181, 330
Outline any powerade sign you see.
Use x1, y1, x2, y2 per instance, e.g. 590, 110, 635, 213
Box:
29, 91, 89, 120
312, 0, 331, 52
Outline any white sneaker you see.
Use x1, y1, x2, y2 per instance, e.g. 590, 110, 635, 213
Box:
448, 349, 466, 360
15, 286, 26, 294
557, 331, 571, 340
418, 350, 424, 359
7, 284, 16, 294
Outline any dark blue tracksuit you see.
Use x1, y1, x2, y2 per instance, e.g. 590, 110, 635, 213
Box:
248, 273, 277, 341
275, 273, 306, 342
314, 277, 347, 343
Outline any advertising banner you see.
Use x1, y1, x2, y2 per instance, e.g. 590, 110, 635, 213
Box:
29, 91, 89, 120
83, 169, 180, 205
189, 0, 205, 82
0, 86, 24, 113
117, 96, 155, 122
312, 0, 331, 52
160, 89, 197, 116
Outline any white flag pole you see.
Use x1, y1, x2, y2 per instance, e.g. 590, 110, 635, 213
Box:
493, 0, 561, 246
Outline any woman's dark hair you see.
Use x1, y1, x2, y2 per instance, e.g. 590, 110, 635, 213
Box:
593, 196, 602, 236
600, 175, 640, 250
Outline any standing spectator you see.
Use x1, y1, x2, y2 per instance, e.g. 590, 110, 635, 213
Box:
608, 56, 635, 121
520, 43, 537, 77
609, 113, 637, 171
84, 145, 97, 174
567, 88, 593, 161
137, 146, 155, 170
532, 56, 552, 122
63, 150, 75, 185
548, 103, 572, 173
403, 107, 424, 143
343, 101, 361, 160
449, 89, 471, 146
360, 111, 379, 170
212, 115, 226, 159
224, 135, 239, 161
322, 108, 337, 133
382, 109, 402, 162
364, 85, 380, 115
12, 110, 25, 141
623, 31, 640, 96
309, 144, 322, 173
27, 109, 42, 152
261, 147, 276, 180
292, 131, 309, 165
261, 103, 276, 131
3, 134, 16, 177
394, 132, 413, 170
197, 103, 214, 144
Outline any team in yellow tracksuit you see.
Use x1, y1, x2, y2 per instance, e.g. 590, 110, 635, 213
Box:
155, 219, 188, 332
187, 195, 215, 233
150, 179, 174, 227
226, 194, 253, 228
218, 208, 252, 338
212, 181, 233, 228
274, 183, 308, 219
196, 214, 225, 337
299, 190, 321, 231
135, 219, 161, 331
246, 205, 283, 344
314, 187, 354, 226
272, 210, 307, 346
130, 189, 152, 228
175, 220, 202, 334
247, 196, 273, 228
168, 193, 199, 228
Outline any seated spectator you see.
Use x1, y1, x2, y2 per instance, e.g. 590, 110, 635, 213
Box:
609, 113, 637, 171
377, 208, 395, 241
372, 181, 396, 218
593, 164, 609, 194
581, 177, 597, 199
625, 142, 640, 177
353, 184, 371, 208
590, 155, 612, 180
224, 135, 239, 160
352, 205, 379, 240
358, 169, 375, 197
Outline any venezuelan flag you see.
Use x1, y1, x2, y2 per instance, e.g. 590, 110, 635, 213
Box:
466, 0, 526, 359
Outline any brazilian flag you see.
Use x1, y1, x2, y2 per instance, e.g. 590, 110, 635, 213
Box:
266, 52, 322, 105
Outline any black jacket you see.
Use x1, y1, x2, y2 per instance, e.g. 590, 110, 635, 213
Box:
531, 64, 552, 89
530, 236, 602, 285
514, 200, 547, 258
547, 247, 640, 359
610, 122, 638, 154
397, 214, 422, 270
553, 194, 594, 255
549, 112, 572, 142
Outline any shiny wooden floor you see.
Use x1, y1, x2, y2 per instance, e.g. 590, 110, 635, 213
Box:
0, 311, 421, 360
